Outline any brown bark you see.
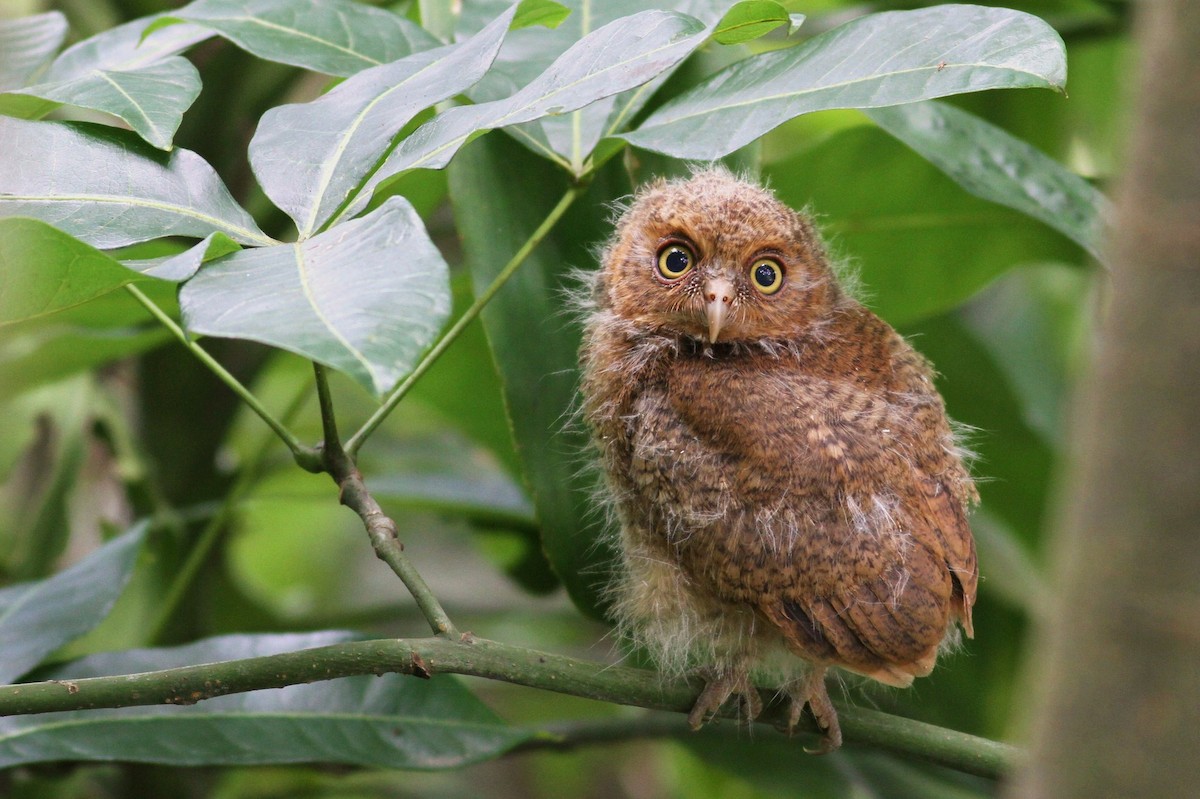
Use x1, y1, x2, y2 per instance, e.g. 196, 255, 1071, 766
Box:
1006, 2, 1200, 797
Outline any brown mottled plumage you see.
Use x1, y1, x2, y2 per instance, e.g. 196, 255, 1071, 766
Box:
579, 169, 978, 752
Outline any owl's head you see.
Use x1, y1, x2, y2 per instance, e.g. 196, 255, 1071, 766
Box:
599, 169, 841, 344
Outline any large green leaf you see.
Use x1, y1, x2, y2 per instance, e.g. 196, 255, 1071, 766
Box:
456, 0, 739, 174
448, 133, 626, 618
764, 125, 1082, 327
162, 0, 438, 77
866, 100, 1110, 263
11, 60, 201, 151
0, 523, 146, 683
250, 5, 515, 238
343, 8, 709, 223
0, 219, 143, 326
0, 14, 213, 149
0, 12, 67, 90
0, 119, 271, 249
180, 197, 449, 396
0, 632, 531, 769
623, 4, 1067, 159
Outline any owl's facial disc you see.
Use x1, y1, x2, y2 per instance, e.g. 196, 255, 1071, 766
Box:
704, 276, 735, 343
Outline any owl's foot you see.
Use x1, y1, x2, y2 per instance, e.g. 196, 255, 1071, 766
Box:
687, 667, 763, 730
785, 667, 842, 754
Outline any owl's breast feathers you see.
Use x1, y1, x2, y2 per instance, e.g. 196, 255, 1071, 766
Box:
581, 305, 978, 685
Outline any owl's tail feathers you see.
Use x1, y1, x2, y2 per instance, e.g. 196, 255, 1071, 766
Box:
765, 593, 942, 689
856, 650, 937, 688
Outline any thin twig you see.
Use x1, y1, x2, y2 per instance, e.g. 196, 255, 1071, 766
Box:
345, 182, 587, 457
0, 636, 1018, 779
125, 284, 320, 470
313, 365, 458, 637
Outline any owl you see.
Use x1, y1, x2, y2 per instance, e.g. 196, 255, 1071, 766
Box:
578, 169, 978, 752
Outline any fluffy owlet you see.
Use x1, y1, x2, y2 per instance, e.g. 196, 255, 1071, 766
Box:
579, 169, 978, 752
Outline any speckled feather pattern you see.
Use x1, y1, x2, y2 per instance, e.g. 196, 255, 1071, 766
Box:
578, 169, 978, 743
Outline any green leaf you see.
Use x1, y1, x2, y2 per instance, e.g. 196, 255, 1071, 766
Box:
9, 60, 201, 151
448, 133, 626, 618
122, 232, 242, 282
0, 14, 213, 148
960, 262, 1092, 444
713, 1, 801, 45
0, 118, 271, 249
164, 0, 439, 77
369, 468, 535, 531
866, 101, 1110, 263
250, 5, 515, 238
457, 0, 732, 173
623, 4, 1067, 159
46, 14, 210, 77
764, 125, 1082, 327
0, 632, 532, 769
511, 0, 571, 31
0, 219, 143, 326
0, 523, 146, 683
0, 12, 67, 90
180, 197, 449, 396
345, 8, 709, 221
512, 0, 571, 31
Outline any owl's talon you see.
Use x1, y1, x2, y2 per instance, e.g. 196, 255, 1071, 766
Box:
786, 667, 843, 754
688, 667, 762, 730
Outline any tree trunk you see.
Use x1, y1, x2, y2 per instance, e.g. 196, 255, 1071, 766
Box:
1006, 2, 1200, 798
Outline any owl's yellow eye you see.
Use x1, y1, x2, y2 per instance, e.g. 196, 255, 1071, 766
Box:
750, 259, 784, 294
656, 244, 694, 280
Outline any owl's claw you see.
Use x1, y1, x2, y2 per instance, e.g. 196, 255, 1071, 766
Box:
785, 667, 842, 754
687, 667, 763, 730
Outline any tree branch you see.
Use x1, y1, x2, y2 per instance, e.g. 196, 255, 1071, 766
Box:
0, 636, 1016, 779
313, 364, 458, 638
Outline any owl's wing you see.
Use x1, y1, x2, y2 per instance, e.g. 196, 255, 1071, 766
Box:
759, 468, 978, 685
660, 358, 977, 680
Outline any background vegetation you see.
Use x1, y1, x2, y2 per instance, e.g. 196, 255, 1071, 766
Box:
0, 0, 1137, 797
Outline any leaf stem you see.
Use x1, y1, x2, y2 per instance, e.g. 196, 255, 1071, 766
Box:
313, 365, 458, 637
125, 284, 320, 471
0, 636, 1017, 779
345, 182, 587, 456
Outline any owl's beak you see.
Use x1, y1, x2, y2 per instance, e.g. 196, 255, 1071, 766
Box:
704, 277, 735, 343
